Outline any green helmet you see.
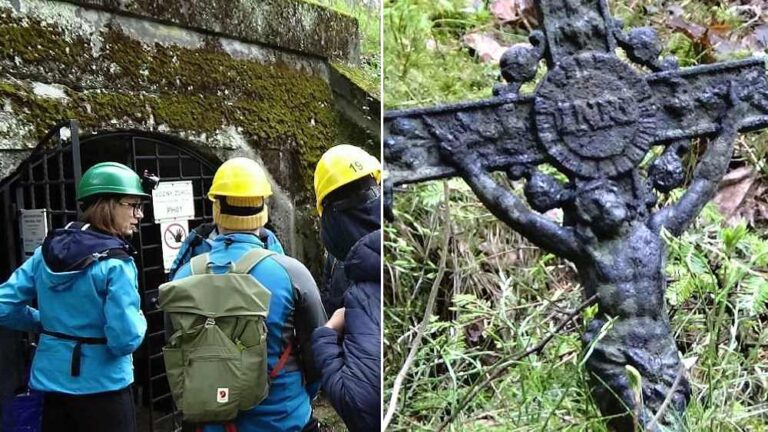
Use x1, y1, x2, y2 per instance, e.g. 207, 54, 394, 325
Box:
77, 162, 149, 201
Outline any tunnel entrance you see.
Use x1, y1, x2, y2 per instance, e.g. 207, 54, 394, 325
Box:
0, 120, 220, 432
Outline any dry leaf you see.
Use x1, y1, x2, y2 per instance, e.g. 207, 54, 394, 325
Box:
744, 24, 768, 54
668, 16, 708, 41
490, 0, 536, 24
462, 32, 508, 63
714, 167, 759, 225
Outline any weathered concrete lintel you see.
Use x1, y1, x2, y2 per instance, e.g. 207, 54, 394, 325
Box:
59, 0, 361, 62
330, 64, 380, 144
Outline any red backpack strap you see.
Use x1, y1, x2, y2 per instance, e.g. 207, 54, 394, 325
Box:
269, 343, 293, 379
196, 423, 237, 432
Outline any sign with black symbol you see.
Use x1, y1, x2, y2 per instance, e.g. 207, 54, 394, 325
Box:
161, 220, 188, 273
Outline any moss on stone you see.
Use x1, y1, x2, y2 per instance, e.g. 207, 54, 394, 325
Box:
0, 13, 356, 191
0, 81, 75, 137
335, 110, 378, 156
0, 10, 92, 74
332, 61, 380, 100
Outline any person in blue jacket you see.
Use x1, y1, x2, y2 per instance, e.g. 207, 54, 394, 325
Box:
173, 157, 326, 432
0, 162, 149, 432
167, 221, 284, 281
311, 145, 382, 432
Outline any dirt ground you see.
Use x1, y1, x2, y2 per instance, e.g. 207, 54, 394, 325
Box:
314, 395, 347, 432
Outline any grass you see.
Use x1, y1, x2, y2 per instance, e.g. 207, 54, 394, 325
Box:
311, 0, 381, 95
383, 1, 768, 431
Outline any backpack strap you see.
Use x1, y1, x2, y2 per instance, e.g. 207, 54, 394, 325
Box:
269, 343, 293, 379
231, 248, 274, 275
190, 253, 210, 275
231, 248, 291, 378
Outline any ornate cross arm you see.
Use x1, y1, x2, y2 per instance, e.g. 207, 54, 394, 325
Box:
647, 58, 768, 144
384, 95, 543, 186
425, 119, 582, 262
536, 0, 616, 64
649, 86, 751, 236
384, 57, 768, 188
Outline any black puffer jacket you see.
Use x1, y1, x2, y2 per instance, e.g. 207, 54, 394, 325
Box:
312, 230, 381, 432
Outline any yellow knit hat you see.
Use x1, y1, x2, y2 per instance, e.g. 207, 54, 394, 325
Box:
213, 196, 268, 230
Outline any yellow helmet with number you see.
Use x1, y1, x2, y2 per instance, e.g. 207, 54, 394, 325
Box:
208, 157, 272, 230
314, 145, 381, 215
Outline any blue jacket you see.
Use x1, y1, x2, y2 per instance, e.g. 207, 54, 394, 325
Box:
312, 230, 381, 432
174, 233, 326, 432
168, 223, 284, 280
0, 225, 147, 394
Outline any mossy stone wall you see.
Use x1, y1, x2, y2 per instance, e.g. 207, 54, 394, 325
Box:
0, 0, 366, 269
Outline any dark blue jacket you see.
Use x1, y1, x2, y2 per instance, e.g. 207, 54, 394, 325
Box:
320, 255, 348, 315
311, 230, 381, 432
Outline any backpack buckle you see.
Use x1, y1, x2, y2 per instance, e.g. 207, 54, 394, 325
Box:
204, 317, 216, 328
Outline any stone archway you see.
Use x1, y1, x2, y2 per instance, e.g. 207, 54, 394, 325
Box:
0, 123, 234, 432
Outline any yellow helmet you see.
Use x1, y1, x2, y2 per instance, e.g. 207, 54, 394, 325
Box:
208, 157, 272, 200
314, 145, 381, 215
209, 158, 272, 230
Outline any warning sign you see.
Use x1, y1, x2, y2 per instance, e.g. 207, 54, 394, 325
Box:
20, 209, 48, 260
161, 220, 188, 273
152, 181, 195, 223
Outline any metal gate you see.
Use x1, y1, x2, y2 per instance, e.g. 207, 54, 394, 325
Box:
0, 121, 219, 432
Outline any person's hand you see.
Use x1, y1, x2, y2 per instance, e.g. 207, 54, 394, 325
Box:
325, 308, 345, 333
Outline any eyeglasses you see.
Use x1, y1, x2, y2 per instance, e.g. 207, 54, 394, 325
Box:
119, 201, 144, 215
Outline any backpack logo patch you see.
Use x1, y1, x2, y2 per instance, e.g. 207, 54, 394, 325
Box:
217, 388, 229, 403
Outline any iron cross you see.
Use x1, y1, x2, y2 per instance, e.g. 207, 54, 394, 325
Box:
384, 1, 768, 430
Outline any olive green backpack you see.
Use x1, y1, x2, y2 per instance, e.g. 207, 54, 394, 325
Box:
158, 249, 273, 423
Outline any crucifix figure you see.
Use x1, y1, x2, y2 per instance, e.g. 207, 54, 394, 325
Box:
384, 0, 768, 430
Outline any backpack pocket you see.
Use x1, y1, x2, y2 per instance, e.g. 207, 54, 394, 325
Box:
237, 319, 269, 410
162, 347, 184, 409
180, 325, 243, 423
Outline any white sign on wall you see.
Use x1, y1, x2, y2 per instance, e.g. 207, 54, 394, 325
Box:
20, 209, 48, 259
161, 220, 189, 273
152, 181, 195, 223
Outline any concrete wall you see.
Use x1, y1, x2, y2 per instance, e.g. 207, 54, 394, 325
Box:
0, 0, 369, 272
